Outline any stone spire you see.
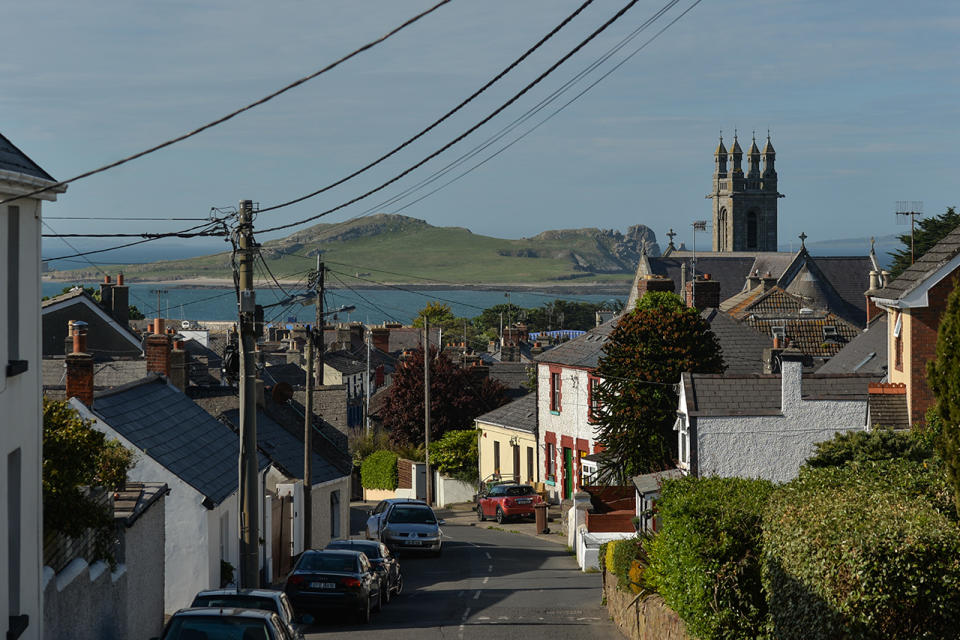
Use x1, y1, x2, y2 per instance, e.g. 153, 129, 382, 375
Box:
747, 132, 761, 178
729, 131, 743, 175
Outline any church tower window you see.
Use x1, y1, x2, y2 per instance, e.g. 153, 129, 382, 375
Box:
746, 211, 758, 249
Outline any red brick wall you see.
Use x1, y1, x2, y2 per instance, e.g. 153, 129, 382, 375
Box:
636, 277, 674, 300
908, 276, 957, 424
65, 353, 94, 407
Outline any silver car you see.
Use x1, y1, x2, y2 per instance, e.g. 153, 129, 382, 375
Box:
365, 498, 425, 540
375, 503, 445, 557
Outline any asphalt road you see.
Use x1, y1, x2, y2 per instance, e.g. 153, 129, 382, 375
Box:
302, 520, 619, 639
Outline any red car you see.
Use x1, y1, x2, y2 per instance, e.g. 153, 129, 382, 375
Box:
476, 484, 543, 523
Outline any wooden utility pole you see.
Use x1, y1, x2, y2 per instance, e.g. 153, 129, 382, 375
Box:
303, 337, 313, 549
424, 319, 432, 506
365, 327, 371, 436
237, 199, 260, 588
314, 259, 325, 388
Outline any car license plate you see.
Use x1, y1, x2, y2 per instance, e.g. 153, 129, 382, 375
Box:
311, 582, 337, 589
517, 498, 532, 504
406, 540, 423, 546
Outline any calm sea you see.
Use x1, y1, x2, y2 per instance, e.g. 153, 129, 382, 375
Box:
42, 282, 625, 326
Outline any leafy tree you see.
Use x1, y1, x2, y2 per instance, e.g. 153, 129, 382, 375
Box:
383, 347, 508, 448
43, 399, 135, 562
805, 427, 933, 468
927, 277, 960, 511
412, 301, 459, 331
889, 206, 960, 279
472, 303, 524, 333
593, 292, 724, 480
428, 428, 479, 485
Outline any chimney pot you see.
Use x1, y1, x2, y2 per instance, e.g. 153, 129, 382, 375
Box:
104, 274, 111, 284
117, 272, 124, 286
154, 318, 165, 335
71, 320, 89, 354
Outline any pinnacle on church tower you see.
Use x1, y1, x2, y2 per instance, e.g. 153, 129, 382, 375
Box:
709, 129, 784, 253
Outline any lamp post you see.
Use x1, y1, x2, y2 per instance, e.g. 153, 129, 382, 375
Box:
691, 220, 709, 305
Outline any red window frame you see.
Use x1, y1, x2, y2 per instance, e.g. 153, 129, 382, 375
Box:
544, 431, 557, 479
549, 367, 563, 413
587, 374, 601, 423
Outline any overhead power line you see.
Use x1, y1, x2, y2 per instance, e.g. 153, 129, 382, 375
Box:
258, 0, 644, 235
1, 0, 452, 207
258, 0, 597, 214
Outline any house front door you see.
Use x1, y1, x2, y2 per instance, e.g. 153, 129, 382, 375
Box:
512, 445, 521, 483
563, 448, 573, 499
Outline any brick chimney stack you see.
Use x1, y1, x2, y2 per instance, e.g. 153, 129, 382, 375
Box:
170, 339, 187, 390
145, 318, 171, 377
685, 273, 721, 310
111, 272, 130, 327
371, 327, 390, 353
65, 320, 94, 407
99, 275, 114, 317
636, 275, 675, 300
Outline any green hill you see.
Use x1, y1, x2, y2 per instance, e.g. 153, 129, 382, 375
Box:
50, 214, 660, 285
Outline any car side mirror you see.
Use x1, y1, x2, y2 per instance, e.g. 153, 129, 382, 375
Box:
438, 519, 446, 526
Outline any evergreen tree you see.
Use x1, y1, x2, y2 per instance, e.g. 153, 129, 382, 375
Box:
927, 278, 960, 511
889, 206, 960, 279
593, 292, 724, 481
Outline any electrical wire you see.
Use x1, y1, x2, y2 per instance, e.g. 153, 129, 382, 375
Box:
1, 0, 453, 207
326, 268, 488, 312
258, 0, 596, 214
258, 0, 643, 235
327, 271, 402, 324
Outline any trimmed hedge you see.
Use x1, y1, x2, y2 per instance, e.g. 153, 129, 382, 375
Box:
645, 475, 775, 640
360, 450, 399, 490
763, 460, 960, 639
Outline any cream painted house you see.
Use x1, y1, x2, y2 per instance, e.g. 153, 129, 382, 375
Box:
1, 132, 66, 640
475, 394, 538, 486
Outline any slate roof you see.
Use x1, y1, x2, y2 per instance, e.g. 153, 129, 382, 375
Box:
534, 318, 617, 368
683, 371, 878, 416
113, 482, 168, 527
700, 308, 772, 374
92, 375, 269, 506
43, 357, 148, 400
632, 469, 684, 495
868, 392, 909, 429
816, 315, 888, 375
873, 223, 960, 301
646, 256, 758, 303
487, 362, 533, 398
222, 409, 346, 485
0, 132, 55, 181
263, 362, 306, 388
723, 287, 860, 358
324, 351, 366, 375
475, 394, 537, 433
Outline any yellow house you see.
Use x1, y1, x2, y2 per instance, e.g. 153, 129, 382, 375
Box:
475, 395, 539, 485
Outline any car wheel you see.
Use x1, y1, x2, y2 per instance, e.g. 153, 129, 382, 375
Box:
477, 505, 486, 521
358, 596, 371, 624
393, 572, 403, 596
496, 507, 505, 524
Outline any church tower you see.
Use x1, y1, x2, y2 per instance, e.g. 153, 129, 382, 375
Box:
711, 131, 783, 252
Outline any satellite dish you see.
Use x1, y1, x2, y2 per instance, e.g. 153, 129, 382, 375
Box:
272, 382, 293, 404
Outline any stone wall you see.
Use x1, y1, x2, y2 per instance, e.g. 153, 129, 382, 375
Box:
603, 569, 690, 640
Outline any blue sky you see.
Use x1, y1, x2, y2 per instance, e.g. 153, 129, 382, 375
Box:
5, 0, 959, 260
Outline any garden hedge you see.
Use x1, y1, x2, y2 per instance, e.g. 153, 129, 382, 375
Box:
762, 460, 960, 639
360, 450, 399, 490
645, 475, 775, 640
604, 537, 644, 592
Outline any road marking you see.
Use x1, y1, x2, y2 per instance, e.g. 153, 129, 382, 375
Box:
485, 552, 492, 560
477, 616, 490, 620
488, 564, 493, 572
473, 590, 481, 600
462, 607, 471, 622
457, 590, 464, 597
482, 576, 489, 584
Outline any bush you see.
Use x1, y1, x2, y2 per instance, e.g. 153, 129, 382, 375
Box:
429, 428, 478, 485
762, 460, 960, 639
606, 538, 641, 591
360, 450, 399, 490
805, 427, 932, 468
645, 475, 775, 640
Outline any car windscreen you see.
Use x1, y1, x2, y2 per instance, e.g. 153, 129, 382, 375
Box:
163, 615, 272, 640
298, 554, 358, 573
328, 542, 381, 559
505, 486, 535, 496
387, 506, 437, 524
190, 595, 279, 614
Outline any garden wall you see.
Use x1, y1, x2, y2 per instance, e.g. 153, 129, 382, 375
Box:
603, 568, 690, 640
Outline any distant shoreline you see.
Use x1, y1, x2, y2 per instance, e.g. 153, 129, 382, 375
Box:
42, 275, 631, 296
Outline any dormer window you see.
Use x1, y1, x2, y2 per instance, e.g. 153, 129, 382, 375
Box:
771, 326, 786, 341
822, 325, 839, 341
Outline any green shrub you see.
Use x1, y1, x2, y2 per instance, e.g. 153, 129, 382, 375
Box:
645, 475, 775, 640
598, 541, 609, 572
428, 428, 478, 485
805, 427, 932, 468
606, 538, 644, 591
762, 460, 960, 639
360, 450, 399, 490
